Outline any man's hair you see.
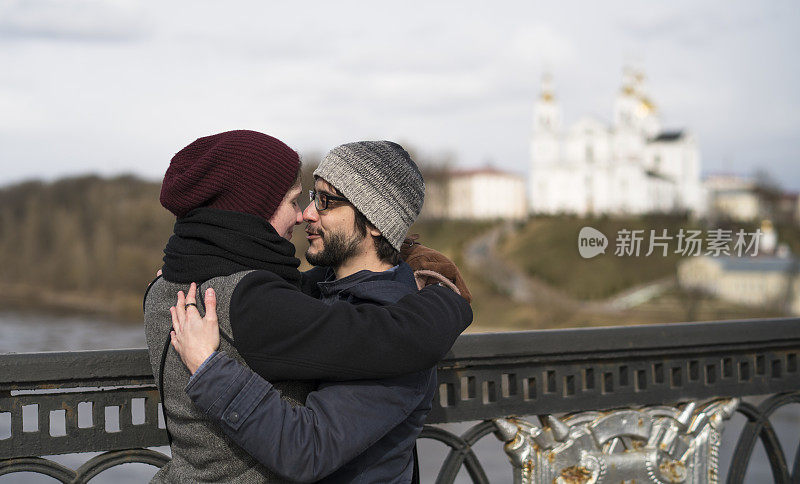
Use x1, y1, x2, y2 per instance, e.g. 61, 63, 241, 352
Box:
328, 181, 400, 265
353, 209, 401, 266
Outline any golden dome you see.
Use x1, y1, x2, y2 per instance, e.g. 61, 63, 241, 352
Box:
639, 96, 656, 113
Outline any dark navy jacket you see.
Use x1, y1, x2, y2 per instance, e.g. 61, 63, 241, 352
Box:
186, 262, 437, 483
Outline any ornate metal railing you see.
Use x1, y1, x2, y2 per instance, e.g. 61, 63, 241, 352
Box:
1, 318, 798, 483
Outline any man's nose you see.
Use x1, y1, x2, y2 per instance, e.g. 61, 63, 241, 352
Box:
303, 202, 318, 222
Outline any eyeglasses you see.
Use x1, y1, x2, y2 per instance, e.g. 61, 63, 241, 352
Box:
309, 189, 349, 212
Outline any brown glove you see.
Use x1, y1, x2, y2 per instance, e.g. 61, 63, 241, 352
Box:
401, 237, 472, 303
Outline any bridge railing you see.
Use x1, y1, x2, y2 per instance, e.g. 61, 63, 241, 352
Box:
1, 318, 799, 483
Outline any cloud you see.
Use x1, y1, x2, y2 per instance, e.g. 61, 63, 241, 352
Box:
0, 87, 46, 132
0, 0, 150, 42
507, 24, 578, 66
616, 2, 783, 48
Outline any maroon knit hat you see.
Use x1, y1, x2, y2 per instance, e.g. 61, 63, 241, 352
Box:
160, 130, 300, 220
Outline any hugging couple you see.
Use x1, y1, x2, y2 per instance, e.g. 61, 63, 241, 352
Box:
144, 130, 473, 483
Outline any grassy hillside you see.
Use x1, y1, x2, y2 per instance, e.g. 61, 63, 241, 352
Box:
499, 215, 694, 300
407, 220, 497, 264
406, 215, 783, 331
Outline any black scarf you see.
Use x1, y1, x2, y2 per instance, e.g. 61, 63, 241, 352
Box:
161, 208, 302, 287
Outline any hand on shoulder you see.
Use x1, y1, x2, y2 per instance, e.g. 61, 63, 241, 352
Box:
401, 237, 472, 303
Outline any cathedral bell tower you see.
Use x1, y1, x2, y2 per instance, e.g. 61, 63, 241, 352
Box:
529, 72, 563, 213
613, 67, 661, 160
614, 67, 638, 131
614, 67, 660, 139
530, 72, 561, 167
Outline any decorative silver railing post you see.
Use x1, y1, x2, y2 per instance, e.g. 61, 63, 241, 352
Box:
493, 399, 739, 483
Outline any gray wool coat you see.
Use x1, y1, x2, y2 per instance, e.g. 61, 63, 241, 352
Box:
144, 271, 315, 483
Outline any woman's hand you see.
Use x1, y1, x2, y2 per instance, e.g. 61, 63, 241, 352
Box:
170, 282, 220, 374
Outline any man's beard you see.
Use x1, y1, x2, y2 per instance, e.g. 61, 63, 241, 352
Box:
305, 229, 363, 268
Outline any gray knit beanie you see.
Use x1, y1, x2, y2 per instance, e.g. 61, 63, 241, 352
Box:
314, 141, 424, 251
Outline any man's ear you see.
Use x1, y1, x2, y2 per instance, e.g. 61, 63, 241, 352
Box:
368, 226, 382, 238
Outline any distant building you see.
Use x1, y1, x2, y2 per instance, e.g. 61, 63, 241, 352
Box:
760, 220, 779, 255
418, 171, 450, 220
777, 192, 800, 225
703, 174, 761, 222
446, 167, 527, 220
528, 69, 703, 216
678, 255, 800, 315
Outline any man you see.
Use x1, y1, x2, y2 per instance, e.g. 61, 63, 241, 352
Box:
170, 141, 458, 482
144, 131, 471, 483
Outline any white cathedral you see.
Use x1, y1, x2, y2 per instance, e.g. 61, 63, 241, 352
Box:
528, 69, 703, 216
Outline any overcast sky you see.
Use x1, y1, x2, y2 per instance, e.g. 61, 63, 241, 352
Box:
1, 0, 798, 190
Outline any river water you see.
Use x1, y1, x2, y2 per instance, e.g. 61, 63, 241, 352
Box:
0, 310, 796, 483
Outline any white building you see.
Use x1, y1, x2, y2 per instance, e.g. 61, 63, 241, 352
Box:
446, 167, 527, 220
703, 174, 761, 222
528, 70, 703, 216
777, 193, 800, 225
678, 256, 800, 315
